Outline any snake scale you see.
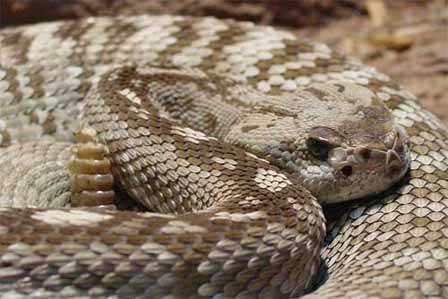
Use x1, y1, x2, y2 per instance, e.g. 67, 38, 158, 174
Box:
0, 14, 447, 299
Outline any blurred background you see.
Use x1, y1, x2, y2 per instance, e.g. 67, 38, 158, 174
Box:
1, 0, 447, 124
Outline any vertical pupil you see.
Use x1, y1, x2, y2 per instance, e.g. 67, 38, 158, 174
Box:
308, 139, 330, 161
319, 145, 329, 160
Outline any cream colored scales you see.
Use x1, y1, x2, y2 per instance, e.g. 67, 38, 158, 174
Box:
0, 15, 447, 299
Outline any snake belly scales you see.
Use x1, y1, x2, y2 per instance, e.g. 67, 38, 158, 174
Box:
0, 14, 447, 299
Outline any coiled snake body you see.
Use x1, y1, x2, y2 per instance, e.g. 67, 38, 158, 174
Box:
0, 15, 447, 299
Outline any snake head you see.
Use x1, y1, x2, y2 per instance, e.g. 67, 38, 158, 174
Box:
255, 81, 411, 204
303, 124, 410, 203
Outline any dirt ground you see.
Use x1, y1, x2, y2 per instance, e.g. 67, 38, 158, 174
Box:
297, 0, 448, 126
2, 0, 447, 125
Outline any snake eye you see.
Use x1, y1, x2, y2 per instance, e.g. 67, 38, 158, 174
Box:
306, 138, 331, 161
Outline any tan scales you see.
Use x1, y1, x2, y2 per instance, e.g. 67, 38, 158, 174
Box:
0, 15, 447, 299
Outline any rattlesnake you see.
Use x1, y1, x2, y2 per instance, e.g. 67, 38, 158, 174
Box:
0, 15, 447, 299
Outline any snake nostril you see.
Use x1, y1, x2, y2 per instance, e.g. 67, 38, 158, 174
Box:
386, 150, 402, 167
359, 148, 371, 160
392, 126, 409, 153
394, 136, 407, 153
388, 165, 402, 177
395, 143, 404, 153
341, 165, 353, 177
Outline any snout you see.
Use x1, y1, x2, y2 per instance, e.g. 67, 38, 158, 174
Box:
383, 125, 410, 176
329, 125, 410, 180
